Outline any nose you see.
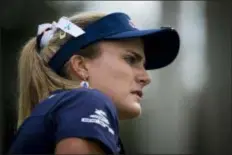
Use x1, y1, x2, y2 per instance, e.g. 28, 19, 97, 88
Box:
135, 68, 151, 87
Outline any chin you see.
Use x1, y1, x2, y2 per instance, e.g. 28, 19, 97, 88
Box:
119, 102, 142, 120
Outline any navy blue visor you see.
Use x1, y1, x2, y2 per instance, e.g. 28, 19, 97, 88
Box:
48, 12, 180, 74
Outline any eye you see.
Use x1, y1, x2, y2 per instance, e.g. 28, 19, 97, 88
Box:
124, 55, 138, 65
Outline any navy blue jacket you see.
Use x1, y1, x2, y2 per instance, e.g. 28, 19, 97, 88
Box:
9, 88, 125, 154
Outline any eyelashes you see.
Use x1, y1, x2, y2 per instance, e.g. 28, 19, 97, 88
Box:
123, 50, 145, 67
123, 55, 139, 65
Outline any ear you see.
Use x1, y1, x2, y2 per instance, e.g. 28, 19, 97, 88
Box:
69, 55, 89, 80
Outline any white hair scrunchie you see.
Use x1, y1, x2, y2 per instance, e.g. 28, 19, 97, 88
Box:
36, 17, 86, 50
37, 22, 57, 49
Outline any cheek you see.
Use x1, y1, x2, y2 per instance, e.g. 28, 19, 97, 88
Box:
89, 58, 134, 101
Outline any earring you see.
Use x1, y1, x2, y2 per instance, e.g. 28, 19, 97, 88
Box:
80, 73, 89, 88
80, 81, 89, 88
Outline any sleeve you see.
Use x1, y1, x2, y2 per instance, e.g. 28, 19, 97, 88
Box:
53, 90, 119, 153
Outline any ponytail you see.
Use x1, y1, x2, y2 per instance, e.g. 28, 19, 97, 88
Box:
17, 12, 107, 128
17, 37, 50, 127
17, 37, 81, 128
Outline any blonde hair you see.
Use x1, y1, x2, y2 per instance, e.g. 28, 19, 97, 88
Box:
17, 12, 107, 128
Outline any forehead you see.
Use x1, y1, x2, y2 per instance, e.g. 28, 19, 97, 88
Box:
98, 38, 144, 56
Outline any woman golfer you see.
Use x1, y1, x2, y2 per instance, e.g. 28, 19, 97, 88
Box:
9, 12, 180, 154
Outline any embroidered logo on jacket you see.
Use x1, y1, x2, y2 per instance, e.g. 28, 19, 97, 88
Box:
81, 109, 115, 135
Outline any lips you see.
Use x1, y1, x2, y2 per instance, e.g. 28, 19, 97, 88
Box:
131, 90, 143, 98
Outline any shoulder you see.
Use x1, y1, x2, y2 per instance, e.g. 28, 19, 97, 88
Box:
50, 88, 112, 103
48, 88, 120, 153
31, 88, 117, 121
48, 88, 116, 114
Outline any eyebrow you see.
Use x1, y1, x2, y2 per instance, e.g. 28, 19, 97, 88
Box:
126, 49, 146, 65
